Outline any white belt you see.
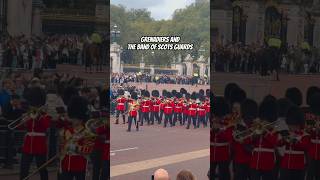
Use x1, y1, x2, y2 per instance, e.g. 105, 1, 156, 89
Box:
165, 107, 172, 109
27, 132, 46, 136
175, 107, 182, 109
210, 142, 229, 146
253, 148, 275, 153
143, 106, 149, 108
285, 150, 304, 155
104, 140, 110, 144
118, 103, 124, 105
198, 109, 205, 111
189, 108, 196, 110
153, 105, 159, 107
311, 139, 320, 144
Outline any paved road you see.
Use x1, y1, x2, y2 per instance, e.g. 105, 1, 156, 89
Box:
110, 118, 209, 180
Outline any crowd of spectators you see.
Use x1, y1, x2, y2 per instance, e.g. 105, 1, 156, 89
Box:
212, 42, 320, 74
111, 72, 209, 85
0, 34, 108, 70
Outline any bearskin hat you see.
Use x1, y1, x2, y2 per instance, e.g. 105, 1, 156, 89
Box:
263, 94, 277, 102
199, 89, 205, 96
152, 90, 159, 97
176, 92, 182, 99
199, 95, 205, 102
185, 93, 191, 100
229, 88, 246, 106
286, 105, 304, 126
224, 83, 239, 102
118, 89, 125, 96
162, 90, 167, 97
213, 96, 229, 118
144, 90, 150, 97
285, 87, 302, 106
307, 86, 320, 106
166, 92, 172, 98
180, 88, 187, 94
131, 91, 138, 100
171, 90, 177, 97
259, 98, 278, 122
191, 92, 197, 100
310, 92, 320, 115
277, 98, 293, 118
241, 99, 258, 121
67, 96, 90, 122
24, 87, 46, 107
206, 89, 210, 97
62, 86, 79, 105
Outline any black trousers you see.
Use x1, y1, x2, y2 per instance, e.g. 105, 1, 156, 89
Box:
60, 171, 86, 180
251, 169, 275, 180
234, 163, 251, 180
20, 153, 48, 180
159, 111, 164, 123
280, 169, 305, 180
197, 116, 206, 128
100, 160, 110, 180
128, 116, 138, 131
4, 129, 14, 167
164, 114, 173, 127
306, 159, 320, 180
116, 110, 125, 124
211, 161, 231, 180
173, 113, 182, 126
140, 112, 149, 125
183, 114, 188, 125
91, 149, 103, 180
187, 116, 197, 129
150, 112, 159, 124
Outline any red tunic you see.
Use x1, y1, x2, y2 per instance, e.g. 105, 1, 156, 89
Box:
188, 103, 198, 117
174, 103, 182, 113
116, 97, 126, 111
280, 131, 310, 170
164, 104, 173, 114
21, 114, 51, 155
60, 125, 94, 172
141, 100, 150, 113
211, 126, 233, 162
96, 125, 110, 161
247, 132, 279, 171
305, 111, 320, 160
197, 105, 206, 117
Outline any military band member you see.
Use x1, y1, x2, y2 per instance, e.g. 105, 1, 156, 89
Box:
140, 91, 151, 126
19, 87, 50, 180
211, 96, 232, 180
127, 92, 139, 132
173, 93, 183, 126
197, 96, 207, 128
151, 90, 160, 125
182, 93, 190, 126
279, 106, 310, 180
187, 93, 198, 129
163, 93, 173, 128
59, 96, 94, 180
115, 89, 126, 124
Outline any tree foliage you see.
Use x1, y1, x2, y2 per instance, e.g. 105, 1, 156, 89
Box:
111, 1, 210, 66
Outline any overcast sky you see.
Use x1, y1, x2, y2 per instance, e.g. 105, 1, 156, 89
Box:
111, 0, 195, 20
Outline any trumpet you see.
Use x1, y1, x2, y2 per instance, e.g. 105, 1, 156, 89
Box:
8, 105, 47, 130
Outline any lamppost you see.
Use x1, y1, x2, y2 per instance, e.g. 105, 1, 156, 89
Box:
111, 24, 120, 43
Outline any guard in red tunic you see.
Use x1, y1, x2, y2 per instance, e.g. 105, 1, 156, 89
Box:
159, 90, 167, 122
187, 92, 198, 129
211, 96, 232, 180
95, 112, 110, 180
140, 91, 151, 126
173, 93, 183, 126
182, 93, 190, 126
233, 99, 258, 180
197, 95, 207, 128
279, 106, 310, 180
248, 98, 280, 180
127, 92, 139, 131
59, 96, 95, 180
304, 89, 320, 180
163, 93, 173, 128
151, 90, 160, 125
115, 89, 126, 124
19, 87, 50, 180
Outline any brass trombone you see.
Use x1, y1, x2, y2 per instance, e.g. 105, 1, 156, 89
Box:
7, 105, 47, 130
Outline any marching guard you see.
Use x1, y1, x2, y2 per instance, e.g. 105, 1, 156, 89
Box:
127, 92, 139, 132
115, 89, 126, 124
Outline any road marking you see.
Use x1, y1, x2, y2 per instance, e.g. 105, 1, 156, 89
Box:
110, 148, 209, 177
111, 147, 139, 153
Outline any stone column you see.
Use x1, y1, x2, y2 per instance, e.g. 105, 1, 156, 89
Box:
7, 0, 32, 36
110, 42, 122, 73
